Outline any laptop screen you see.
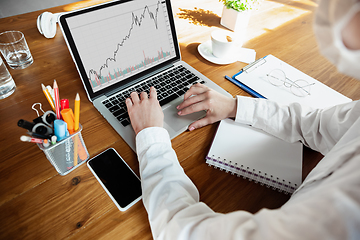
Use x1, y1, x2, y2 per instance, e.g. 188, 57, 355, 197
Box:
59, 0, 180, 100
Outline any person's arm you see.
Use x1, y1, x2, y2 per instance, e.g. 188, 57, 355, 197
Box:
126, 87, 359, 240
135, 127, 217, 239
135, 127, 282, 240
125, 87, 257, 239
126, 87, 217, 239
234, 96, 360, 155
137, 131, 358, 240
127, 93, 265, 239
177, 83, 360, 155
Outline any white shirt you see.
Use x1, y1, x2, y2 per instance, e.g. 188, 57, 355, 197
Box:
135, 96, 360, 240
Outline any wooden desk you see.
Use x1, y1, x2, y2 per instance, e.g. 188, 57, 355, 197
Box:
1, 0, 359, 239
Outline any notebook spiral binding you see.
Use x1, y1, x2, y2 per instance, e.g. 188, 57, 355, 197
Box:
206, 155, 298, 194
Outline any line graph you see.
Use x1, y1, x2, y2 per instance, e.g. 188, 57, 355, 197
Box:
88, 1, 161, 82
67, 0, 175, 92
89, 48, 170, 88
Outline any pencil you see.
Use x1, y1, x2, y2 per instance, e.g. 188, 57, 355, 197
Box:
46, 85, 54, 102
74, 93, 80, 132
41, 83, 56, 112
53, 80, 61, 119
73, 93, 81, 166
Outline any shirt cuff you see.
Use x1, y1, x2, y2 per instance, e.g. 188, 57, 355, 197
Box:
136, 127, 171, 154
235, 95, 258, 125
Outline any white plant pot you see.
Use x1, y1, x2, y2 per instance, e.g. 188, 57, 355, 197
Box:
220, 6, 251, 32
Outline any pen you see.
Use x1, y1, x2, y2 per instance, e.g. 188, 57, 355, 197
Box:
41, 84, 56, 112
20, 135, 43, 144
51, 135, 57, 145
18, 119, 35, 131
42, 139, 50, 148
61, 99, 69, 110
26, 131, 52, 140
224, 75, 266, 99
53, 80, 61, 119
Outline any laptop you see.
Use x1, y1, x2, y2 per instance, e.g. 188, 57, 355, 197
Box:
59, 0, 231, 151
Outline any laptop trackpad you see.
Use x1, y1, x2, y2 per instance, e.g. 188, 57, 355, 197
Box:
163, 101, 205, 133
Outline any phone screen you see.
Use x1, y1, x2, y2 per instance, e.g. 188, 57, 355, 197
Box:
88, 148, 142, 211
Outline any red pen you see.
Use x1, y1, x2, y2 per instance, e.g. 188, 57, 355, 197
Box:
60, 99, 69, 110
53, 80, 61, 119
20, 135, 43, 144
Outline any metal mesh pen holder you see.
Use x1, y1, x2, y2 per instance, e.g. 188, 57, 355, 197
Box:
38, 124, 89, 175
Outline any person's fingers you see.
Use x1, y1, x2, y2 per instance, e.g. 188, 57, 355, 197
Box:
125, 98, 133, 109
140, 91, 148, 100
130, 91, 140, 103
149, 86, 157, 100
183, 83, 209, 101
178, 100, 209, 116
177, 92, 207, 111
188, 117, 213, 131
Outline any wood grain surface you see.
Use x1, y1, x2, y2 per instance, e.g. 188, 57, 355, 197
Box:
0, 0, 359, 239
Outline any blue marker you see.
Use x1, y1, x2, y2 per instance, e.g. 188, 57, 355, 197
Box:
54, 120, 68, 141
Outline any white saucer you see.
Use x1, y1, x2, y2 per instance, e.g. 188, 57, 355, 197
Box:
198, 40, 238, 65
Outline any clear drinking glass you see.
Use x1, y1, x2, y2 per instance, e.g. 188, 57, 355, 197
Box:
0, 57, 16, 99
0, 31, 33, 69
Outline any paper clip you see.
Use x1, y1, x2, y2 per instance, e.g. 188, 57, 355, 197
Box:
32, 103, 56, 127
31, 103, 55, 135
32, 103, 46, 116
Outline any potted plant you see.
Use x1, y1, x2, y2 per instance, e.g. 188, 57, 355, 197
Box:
219, 0, 260, 32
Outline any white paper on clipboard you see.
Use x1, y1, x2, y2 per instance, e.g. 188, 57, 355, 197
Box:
235, 55, 351, 109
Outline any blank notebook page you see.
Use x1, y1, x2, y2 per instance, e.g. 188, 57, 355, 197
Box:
206, 119, 303, 191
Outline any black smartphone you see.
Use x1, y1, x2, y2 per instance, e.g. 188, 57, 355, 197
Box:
87, 148, 142, 211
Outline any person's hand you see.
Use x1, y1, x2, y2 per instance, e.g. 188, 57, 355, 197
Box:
126, 86, 164, 135
176, 83, 237, 131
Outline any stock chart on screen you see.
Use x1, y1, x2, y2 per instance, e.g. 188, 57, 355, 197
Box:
66, 0, 176, 92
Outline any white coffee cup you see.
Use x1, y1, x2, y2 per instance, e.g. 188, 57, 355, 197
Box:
211, 30, 237, 59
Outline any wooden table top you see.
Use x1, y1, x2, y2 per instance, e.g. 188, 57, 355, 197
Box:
1, 0, 359, 239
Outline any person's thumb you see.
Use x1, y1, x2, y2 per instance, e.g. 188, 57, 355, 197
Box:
188, 117, 212, 131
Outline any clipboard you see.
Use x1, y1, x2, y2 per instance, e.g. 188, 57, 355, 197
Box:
229, 55, 351, 108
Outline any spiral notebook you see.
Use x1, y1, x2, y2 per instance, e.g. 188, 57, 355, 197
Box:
206, 118, 303, 194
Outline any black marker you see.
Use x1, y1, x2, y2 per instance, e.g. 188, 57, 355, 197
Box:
17, 119, 35, 131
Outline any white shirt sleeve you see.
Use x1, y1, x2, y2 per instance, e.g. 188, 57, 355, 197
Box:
136, 127, 217, 239
235, 96, 360, 155
136, 98, 360, 240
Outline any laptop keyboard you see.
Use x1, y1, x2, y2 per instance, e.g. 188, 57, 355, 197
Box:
102, 65, 206, 127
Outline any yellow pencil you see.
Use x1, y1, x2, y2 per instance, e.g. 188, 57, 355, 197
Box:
73, 93, 80, 166
74, 93, 80, 131
41, 83, 56, 112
